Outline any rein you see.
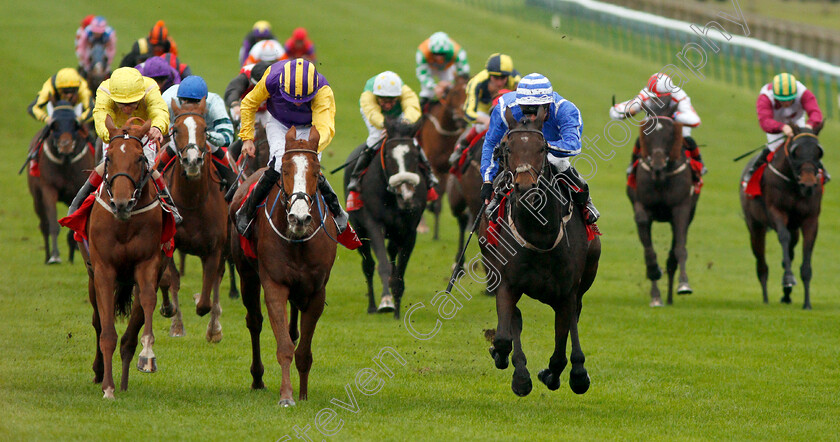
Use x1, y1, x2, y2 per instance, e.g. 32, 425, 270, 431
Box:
770, 132, 822, 184
425, 114, 463, 136
42, 135, 91, 165
637, 116, 687, 176
101, 133, 153, 216
172, 112, 209, 158
264, 149, 328, 244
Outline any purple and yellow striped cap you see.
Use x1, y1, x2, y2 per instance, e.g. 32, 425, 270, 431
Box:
279, 58, 320, 103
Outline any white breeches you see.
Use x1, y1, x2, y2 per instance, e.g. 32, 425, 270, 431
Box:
265, 116, 321, 172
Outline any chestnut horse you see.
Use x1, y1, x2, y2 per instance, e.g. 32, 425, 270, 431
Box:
740, 127, 824, 309
447, 131, 485, 275
229, 127, 337, 406
417, 75, 468, 239
27, 102, 94, 264
343, 119, 427, 318
480, 107, 601, 396
80, 116, 170, 398
627, 115, 699, 307
158, 98, 227, 340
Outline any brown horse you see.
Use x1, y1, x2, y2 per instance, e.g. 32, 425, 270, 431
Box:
158, 98, 227, 340
627, 115, 699, 307
447, 131, 485, 275
229, 126, 337, 406
27, 102, 95, 264
740, 127, 824, 309
480, 107, 601, 396
417, 74, 468, 239
80, 116, 170, 398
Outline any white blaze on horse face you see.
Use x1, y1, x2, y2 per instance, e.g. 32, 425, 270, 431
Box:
182, 116, 201, 163
290, 155, 310, 220
387, 143, 421, 190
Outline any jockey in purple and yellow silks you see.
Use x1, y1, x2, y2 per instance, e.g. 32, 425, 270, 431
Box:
235, 58, 360, 248
66, 67, 182, 224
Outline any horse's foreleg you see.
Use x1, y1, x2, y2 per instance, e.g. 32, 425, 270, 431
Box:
30, 185, 50, 264
240, 269, 265, 389
195, 252, 220, 317
178, 249, 187, 276
206, 251, 224, 343
165, 261, 185, 337
453, 212, 469, 273
769, 207, 795, 303
490, 285, 519, 370
800, 218, 819, 310
568, 290, 590, 395
92, 266, 117, 398
510, 306, 532, 397
67, 231, 77, 264
634, 203, 661, 306
538, 303, 571, 391
43, 187, 61, 264
120, 293, 144, 390
89, 276, 103, 384
262, 279, 295, 406
390, 234, 417, 319
748, 223, 769, 303
367, 226, 394, 311
671, 204, 693, 300
295, 288, 325, 402
135, 260, 160, 374
228, 258, 240, 299
358, 241, 377, 314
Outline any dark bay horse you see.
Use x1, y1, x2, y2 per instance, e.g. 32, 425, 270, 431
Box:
159, 98, 227, 340
229, 126, 337, 406
480, 107, 600, 396
343, 119, 427, 318
627, 115, 699, 307
81, 116, 170, 398
27, 102, 94, 264
447, 131, 485, 275
740, 127, 824, 309
417, 75, 468, 239
83, 42, 110, 96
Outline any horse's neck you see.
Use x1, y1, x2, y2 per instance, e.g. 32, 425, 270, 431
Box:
171, 161, 213, 204
432, 102, 456, 129
509, 180, 564, 243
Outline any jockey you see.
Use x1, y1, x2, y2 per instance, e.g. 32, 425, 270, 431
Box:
28, 68, 94, 125
135, 56, 181, 93
120, 20, 179, 68
745, 72, 826, 183
610, 73, 703, 175
346, 71, 439, 211
235, 58, 359, 247
67, 67, 182, 223
242, 39, 286, 67
159, 53, 192, 79
284, 27, 316, 63
224, 61, 273, 160
481, 73, 599, 225
415, 31, 469, 109
239, 20, 276, 66
158, 76, 237, 188
74, 15, 96, 59
76, 16, 117, 73
449, 53, 521, 166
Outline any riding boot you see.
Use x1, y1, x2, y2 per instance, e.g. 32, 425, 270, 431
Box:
156, 144, 176, 173
448, 127, 475, 167
211, 147, 237, 189
558, 166, 599, 224
684, 136, 707, 175
67, 171, 103, 216
819, 161, 831, 183
417, 146, 440, 201
346, 143, 378, 211
744, 147, 772, 185
235, 164, 280, 236
153, 175, 183, 225
318, 174, 362, 249
627, 137, 641, 175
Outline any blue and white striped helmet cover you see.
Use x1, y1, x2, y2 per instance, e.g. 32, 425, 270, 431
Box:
516, 73, 553, 105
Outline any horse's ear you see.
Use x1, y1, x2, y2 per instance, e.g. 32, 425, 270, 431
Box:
813, 120, 825, 136
535, 104, 548, 124
504, 107, 517, 128
171, 98, 181, 116
384, 116, 397, 135
286, 126, 297, 144
308, 126, 320, 150
198, 96, 206, 114
104, 114, 118, 137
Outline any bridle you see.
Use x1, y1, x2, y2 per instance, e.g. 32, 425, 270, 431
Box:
101, 133, 152, 214
769, 132, 823, 184
42, 108, 91, 165
264, 149, 328, 243
637, 115, 688, 176
501, 127, 549, 185
379, 136, 421, 194
171, 111, 209, 160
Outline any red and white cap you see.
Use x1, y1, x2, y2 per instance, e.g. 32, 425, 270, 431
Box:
646, 73, 678, 97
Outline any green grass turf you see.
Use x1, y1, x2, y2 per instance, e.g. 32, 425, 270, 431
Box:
1, 0, 839, 440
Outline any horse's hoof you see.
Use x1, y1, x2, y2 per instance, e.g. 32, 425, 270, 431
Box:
228, 290, 240, 300
278, 398, 296, 407
169, 324, 185, 338
677, 283, 693, 295
377, 296, 395, 313
803, 303, 812, 310
569, 369, 590, 395
102, 387, 115, 399
489, 347, 509, 370
538, 369, 561, 391
206, 328, 223, 343
159, 304, 176, 318
783, 275, 797, 288
251, 380, 266, 390
47, 256, 61, 265
367, 306, 377, 314
137, 356, 157, 373
781, 293, 792, 304
649, 298, 664, 307
511, 370, 532, 397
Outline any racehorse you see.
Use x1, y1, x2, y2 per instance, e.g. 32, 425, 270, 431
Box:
159, 98, 227, 340
27, 102, 94, 264
740, 126, 824, 309
626, 105, 700, 307
447, 131, 485, 275
343, 119, 427, 318
229, 126, 338, 406
480, 107, 601, 396
417, 74, 468, 239
77, 116, 171, 398
83, 42, 110, 96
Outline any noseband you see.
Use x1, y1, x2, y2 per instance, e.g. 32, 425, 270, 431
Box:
381, 137, 421, 194
103, 133, 152, 213
278, 149, 320, 213
172, 112, 209, 160
502, 127, 548, 184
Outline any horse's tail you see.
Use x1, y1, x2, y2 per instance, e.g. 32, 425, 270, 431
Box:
114, 281, 135, 318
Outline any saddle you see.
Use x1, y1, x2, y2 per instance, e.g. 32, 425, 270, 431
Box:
450, 129, 487, 178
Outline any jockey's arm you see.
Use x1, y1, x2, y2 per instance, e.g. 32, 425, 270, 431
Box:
455, 48, 470, 77
480, 104, 507, 183
673, 96, 700, 128
415, 50, 436, 91
78, 81, 95, 124
756, 94, 784, 134
547, 101, 583, 157
801, 90, 823, 128
360, 90, 385, 129
28, 79, 54, 122
311, 86, 336, 152
205, 94, 235, 148
463, 73, 484, 124
609, 92, 645, 120
144, 80, 171, 140
400, 86, 422, 123
238, 67, 272, 142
